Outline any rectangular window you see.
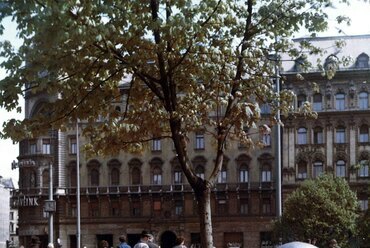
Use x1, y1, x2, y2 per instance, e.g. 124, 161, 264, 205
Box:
313, 162, 323, 178
217, 170, 227, 183
175, 200, 183, 216
239, 170, 248, 183
174, 171, 182, 184
336, 128, 346, 143
89, 202, 99, 217
335, 93, 345, 110
70, 137, 77, 154
111, 202, 120, 216
152, 139, 161, 151
314, 129, 324, 144
262, 171, 271, 182
153, 174, 162, 185
30, 141, 37, 154
359, 199, 368, 211
240, 199, 248, 215
217, 199, 227, 215
195, 132, 205, 150
132, 200, 141, 217
42, 139, 51, 154
9, 212, 14, 220
359, 165, 369, 177
262, 199, 271, 214
262, 134, 271, 146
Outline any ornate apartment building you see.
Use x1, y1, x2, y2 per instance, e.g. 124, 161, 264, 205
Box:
11, 34, 369, 248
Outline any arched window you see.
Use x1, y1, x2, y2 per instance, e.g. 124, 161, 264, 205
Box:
336, 126, 346, 143
297, 127, 308, 145
336, 160, 346, 177
152, 166, 162, 185
356, 53, 369, 68
359, 92, 369, 109
90, 169, 99, 186
313, 126, 324, 144
359, 125, 369, 143
195, 165, 205, 179
313, 161, 323, 178
110, 168, 120, 185
131, 167, 141, 185
335, 93, 345, 110
313, 93, 322, 111
239, 163, 249, 183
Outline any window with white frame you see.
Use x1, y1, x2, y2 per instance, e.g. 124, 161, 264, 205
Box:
30, 141, 37, 154
359, 160, 369, 177
313, 161, 323, 178
297, 127, 308, 145
195, 132, 205, 149
335, 93, 345, 110
297, 161, 307, 179
217, 167, 227, 183
174, 168, 182, 184
153, 167, 162, 185
262, 133, 271, 146
195, 165, 205, 179
359, 92, 369, 109
239, 164, 249, 183
70, 137, 77, 154
359, 199, 368, 211
313, 127, 324, 144
261, 164, 271, 182
336, 127, 346, 143
359, 125, 369, 143
42, 139, 51, 154
313, 93, 322, 111
336, 160, 346, 177
152, 138, 161, 151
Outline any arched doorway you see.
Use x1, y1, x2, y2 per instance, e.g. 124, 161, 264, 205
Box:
160, 231, 177, 248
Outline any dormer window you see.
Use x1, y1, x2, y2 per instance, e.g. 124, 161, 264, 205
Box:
356, 53, 369, 68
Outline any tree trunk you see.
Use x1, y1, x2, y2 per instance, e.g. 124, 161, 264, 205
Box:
194, 186, 214, 248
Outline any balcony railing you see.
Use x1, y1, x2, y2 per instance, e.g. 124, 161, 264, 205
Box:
11, 182, 276, 197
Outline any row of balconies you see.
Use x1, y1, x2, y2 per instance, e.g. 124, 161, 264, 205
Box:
11, 182, 276, 197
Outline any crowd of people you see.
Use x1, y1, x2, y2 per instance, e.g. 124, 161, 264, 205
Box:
115, 230, 187, 248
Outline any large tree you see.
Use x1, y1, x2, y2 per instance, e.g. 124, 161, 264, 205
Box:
274, 174, 359, 248
0, 1, 359, 247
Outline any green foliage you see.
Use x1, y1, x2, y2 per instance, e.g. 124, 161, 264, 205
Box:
274, 174, 359, 248
358, 208, 370, 247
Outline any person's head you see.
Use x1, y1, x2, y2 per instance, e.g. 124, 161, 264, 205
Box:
147, 234, 154, 242
140, 230, 151, 241
119, 235, 126, 243
47, 243, 54, 248
175, 237, 185, 246
329, 239, 337, 247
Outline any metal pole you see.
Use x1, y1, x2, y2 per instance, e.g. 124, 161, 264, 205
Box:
49, 162, 54, 244
274, 39, 282, 218
76, 120, 81, 248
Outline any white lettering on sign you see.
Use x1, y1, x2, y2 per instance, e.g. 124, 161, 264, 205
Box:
12, 197, 39, 207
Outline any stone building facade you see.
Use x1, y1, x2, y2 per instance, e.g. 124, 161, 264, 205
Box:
11, 34, 370, 248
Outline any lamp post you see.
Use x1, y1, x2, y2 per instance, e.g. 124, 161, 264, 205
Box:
76, 120, 81, 248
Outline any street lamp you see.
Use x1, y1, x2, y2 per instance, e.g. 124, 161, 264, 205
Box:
76, 120, 81, 248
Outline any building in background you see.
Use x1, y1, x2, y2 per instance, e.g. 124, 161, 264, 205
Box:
0, 177, 15, 248
11, 34, 370, 248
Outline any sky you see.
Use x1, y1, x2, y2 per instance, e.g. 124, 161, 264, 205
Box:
0, 1, 370, 186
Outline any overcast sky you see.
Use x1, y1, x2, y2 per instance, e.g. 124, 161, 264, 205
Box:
1, 1, 370, 186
